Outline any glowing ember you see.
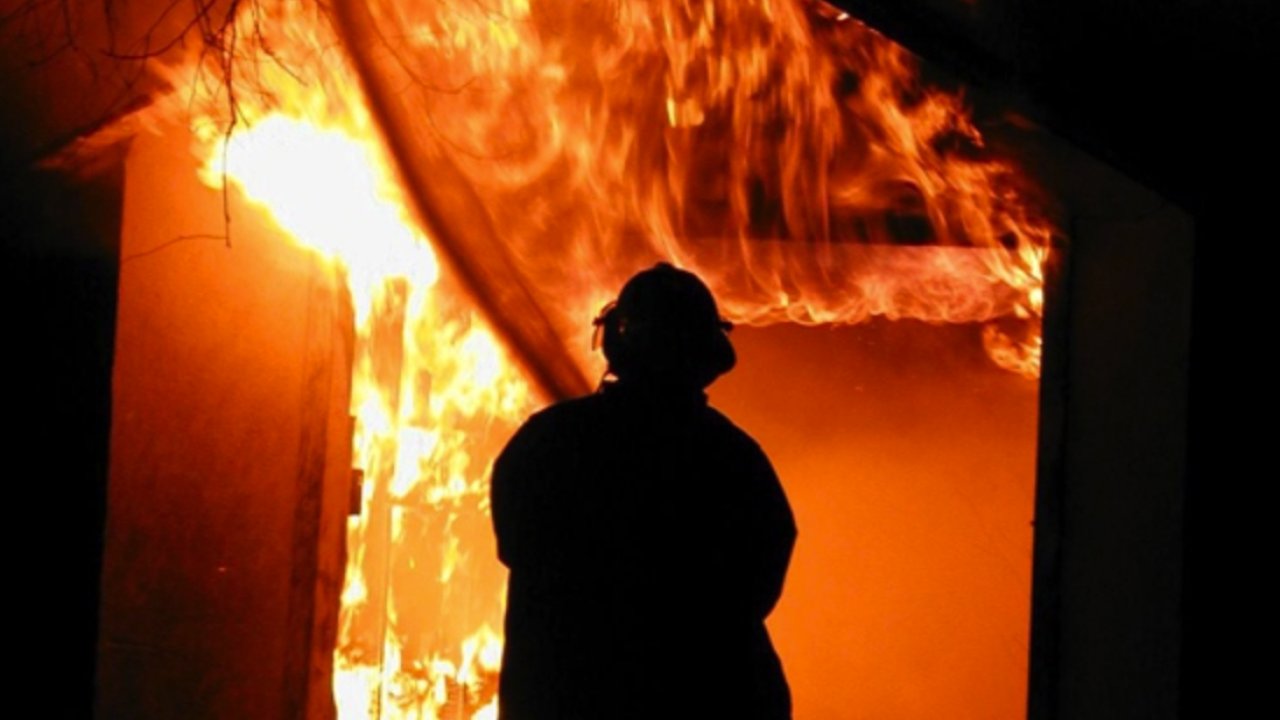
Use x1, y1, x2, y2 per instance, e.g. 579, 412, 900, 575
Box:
142, 0, 1057, 716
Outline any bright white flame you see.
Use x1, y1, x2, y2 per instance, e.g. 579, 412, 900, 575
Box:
204, 115, 439, 325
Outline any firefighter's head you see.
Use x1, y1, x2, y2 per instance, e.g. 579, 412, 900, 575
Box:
594, 263, 736, 389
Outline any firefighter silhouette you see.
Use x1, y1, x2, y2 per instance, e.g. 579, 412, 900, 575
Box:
492, 263, 796, 719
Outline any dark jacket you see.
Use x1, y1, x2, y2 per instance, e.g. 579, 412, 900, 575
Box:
491, 381, 796, 719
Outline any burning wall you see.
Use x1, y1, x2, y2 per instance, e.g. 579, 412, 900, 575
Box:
102, 130, 351, 717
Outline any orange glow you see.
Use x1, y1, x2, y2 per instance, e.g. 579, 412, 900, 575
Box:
166, 6, 534, 715
141, 0, 1056, 716
318, 0, 1053, 377
211, 112, 527, 718
206, 111, 530, 716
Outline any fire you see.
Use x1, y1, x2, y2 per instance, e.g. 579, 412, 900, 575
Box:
319, 0, 1054, 378
200, 114, 439, 325
208, 110, 529, 715
136, 0, 1058, 716
206, 107, 530, 718
170, 5, 535, 716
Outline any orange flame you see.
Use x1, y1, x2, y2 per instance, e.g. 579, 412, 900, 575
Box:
144, 0, 1056, 716
208, 110, 526, 719
163, 5, 532, 716
323, 0, 1053, 377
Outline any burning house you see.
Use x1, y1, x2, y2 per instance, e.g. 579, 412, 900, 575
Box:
3, 0, 1214, 718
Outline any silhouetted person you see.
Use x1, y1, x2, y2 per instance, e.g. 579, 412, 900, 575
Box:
492, 263, 796, 720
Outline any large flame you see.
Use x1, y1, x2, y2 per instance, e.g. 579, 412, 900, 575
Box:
327, 0, 1053, 378
147, 0, 1056, 717
205, 109, 529, 719
173, 5, 533, 716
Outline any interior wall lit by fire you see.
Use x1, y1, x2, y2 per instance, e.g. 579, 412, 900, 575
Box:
98, 1, 1054, 718
713, 322, 1037, 718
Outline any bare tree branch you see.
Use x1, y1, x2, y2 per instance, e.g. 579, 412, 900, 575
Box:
121, 233, 229, 263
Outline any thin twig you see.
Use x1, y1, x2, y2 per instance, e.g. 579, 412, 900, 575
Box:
121, 233, 228, 263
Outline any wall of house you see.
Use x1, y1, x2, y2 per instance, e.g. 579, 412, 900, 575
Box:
712, 320, 1040, 719
95, 122, 351, 719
